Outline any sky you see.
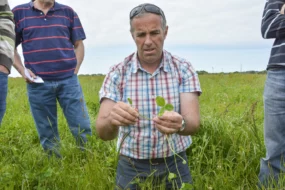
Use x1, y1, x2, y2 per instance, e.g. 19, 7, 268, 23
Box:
9, 0, 273, 77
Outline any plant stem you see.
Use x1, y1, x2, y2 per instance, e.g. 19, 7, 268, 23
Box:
165, 135, 187, 164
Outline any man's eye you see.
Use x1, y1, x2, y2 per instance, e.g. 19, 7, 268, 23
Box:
137, 33, 145, 37
151, 31, 160, 35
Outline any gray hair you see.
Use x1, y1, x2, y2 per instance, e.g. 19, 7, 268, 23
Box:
129, 9, 167, 33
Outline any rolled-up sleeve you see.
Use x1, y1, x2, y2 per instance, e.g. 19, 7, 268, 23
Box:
99, 66, 122, 103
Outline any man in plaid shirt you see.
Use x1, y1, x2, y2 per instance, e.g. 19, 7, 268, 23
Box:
96, 3, 202, 189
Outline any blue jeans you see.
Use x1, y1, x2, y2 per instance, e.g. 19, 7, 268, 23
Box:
0, 72, 8, 125
258, 69, 285, 188
27, 74, 91, 154
115, 151, 192, 190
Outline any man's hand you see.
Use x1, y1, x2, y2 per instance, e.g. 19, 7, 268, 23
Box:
153, 111, 183, 134
14, 49, 35, 83
0, 65, 9, 74
108, 101, 139, 128
22, 68, 36, 83
96, 99, 139, 141
281, 4, 285, 14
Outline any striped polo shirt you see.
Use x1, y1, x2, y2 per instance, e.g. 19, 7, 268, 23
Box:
262, 0, 285, 70
12, 1, 86, 80
0, 0, 15, 73
99, 50, 202, 159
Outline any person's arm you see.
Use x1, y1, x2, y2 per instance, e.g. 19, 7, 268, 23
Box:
95, 99, 139, 141
261, 0, 285, 39
12, 8, 35, 82
153, 92, 200, 136
13, 48, 25, 76
177, 92, 200, 135
74, 40, 84, 74
13, 48, 35, 82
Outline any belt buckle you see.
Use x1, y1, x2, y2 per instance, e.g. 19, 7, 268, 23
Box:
150, 159, 160, 166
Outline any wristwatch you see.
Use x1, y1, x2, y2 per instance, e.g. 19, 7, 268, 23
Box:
179, 118, 186, 132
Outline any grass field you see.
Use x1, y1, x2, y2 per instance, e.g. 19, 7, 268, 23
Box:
0, 73, 266, 189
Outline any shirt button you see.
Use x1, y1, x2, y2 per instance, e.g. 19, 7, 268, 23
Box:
40, 12, 43, 15
44, 18, 47, 21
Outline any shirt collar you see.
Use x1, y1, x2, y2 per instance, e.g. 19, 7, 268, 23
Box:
29, 1, 60, 11
29, 1, 33, 7
131, 50, 170, 74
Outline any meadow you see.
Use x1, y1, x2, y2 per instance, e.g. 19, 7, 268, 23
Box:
0, 73, 266, 189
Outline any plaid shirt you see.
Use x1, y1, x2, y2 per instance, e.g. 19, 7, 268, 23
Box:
99, 50, 202, 159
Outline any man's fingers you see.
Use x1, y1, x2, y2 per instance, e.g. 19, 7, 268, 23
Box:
110, 111, 137, 126
154, 123, 178, 134
110, 102, 139, 126
153, 111, 183, 134
281, 4, 285, 14
24, 76, 34, 83
154, 118, 180, 129
155, 111, 182, 124
117, 102, 139, 118
28, 69, 36, 78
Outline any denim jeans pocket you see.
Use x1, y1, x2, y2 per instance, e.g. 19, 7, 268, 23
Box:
0, 71, 8, 76
0, 73, 8, 86
27, 82, 44, 91
116, 157, 137, 189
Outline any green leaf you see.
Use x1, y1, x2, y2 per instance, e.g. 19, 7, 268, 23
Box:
158, 107, 165, 116
130, 177, 140, 184
156, 96, 165, 107
44, 168, 53, 177
168, 172, 177, 181
127, 98, 132, 106
165, 103, 174, 111
180, 183, 193, 190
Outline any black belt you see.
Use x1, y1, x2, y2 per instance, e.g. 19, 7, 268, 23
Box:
119, 151, 186, 165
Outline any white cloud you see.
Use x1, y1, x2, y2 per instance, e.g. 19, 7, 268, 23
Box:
10, 0, 269, 47
8, 0, 272, 76
69, 0, 268, 47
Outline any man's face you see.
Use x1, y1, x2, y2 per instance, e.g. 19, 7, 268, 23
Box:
131, 13, 168, 67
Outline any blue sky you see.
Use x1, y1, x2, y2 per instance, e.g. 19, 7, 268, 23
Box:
9, 0, 273, 77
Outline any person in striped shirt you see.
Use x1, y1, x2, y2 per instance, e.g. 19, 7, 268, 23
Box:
0, 0, 14, 125
96, 3, 202, 189
12, 0, 91, 157
259, 0, 285, 188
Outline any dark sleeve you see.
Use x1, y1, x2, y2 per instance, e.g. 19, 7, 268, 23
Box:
261, 0, 285, 39
70, 10, 86, 44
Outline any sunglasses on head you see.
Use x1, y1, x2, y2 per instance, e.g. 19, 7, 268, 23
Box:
129, 3, 166, 20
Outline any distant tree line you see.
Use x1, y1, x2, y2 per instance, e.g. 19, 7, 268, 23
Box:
196, 70, 267, 75
79, 74, 105, 76
78, 70, 268, 76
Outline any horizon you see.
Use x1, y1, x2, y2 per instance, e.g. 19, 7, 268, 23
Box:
9, 0, 273, 77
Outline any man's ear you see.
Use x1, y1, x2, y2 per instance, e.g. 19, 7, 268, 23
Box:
130, 31, 135, 40
164, 26, 169, 39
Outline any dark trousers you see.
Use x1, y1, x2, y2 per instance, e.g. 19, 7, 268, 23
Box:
0, 72, 8, 125
115, 151, 192, 190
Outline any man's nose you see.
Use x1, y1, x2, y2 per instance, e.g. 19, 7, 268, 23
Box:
145, 35, 152, 45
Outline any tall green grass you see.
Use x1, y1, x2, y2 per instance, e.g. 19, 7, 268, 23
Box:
0, 74, 266, 189
190, 73, 265, 189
